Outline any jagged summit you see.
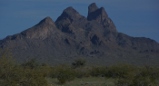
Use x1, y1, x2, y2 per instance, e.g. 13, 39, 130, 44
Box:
56, 6, 84, 22
55, 6, 86, 32
88, 3, 98, 14
21, 16, 57, 39
87, 3, 117, 33
99, 7, 108, 19
63, 7, 79, 15
38, 16, 54, 25
87, 3, 108, 21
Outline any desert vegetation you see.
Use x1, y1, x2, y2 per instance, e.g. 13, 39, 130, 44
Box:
0, 51, 159, 86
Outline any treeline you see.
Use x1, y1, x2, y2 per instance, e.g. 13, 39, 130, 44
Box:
0, 54, 159, 86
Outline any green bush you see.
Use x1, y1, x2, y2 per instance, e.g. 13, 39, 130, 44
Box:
90, 66, 108, 77
115, 78, 133, 86
19, 60, 49, 86
72, 58, 86, 69
106, 64, 136, 79
21, 59, 39, 69
0, 52, 19, 86
115, 66, 159, 86
0, 53, 48, 86
56, 65, 75, 84
109, 64, 136, 86
74, 67, 91, 78
19, 68, 48, 86
132, 66, 159, 86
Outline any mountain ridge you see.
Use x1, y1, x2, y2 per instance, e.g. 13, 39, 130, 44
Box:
0, 3, 159, 66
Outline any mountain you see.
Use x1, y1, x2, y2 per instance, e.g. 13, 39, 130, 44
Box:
0, 3, 159, 66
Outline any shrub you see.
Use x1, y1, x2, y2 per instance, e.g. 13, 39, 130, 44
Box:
115, 66, 159, 86
90, 66, 108, 77
21, 59, 39, 69
56, 65, 75, 84
106, 64, 136, 79
115, 78, 133, 86
132, 66, 159, 86
109, 64, 136, 86
0, 53, 48, 86
72, 58, 86, 69
0, 51, 19, 86
74, 67, 91, 78
19, 68, 48, 86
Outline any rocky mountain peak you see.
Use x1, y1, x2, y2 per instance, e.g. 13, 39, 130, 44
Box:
38, 16, 54, 25
56, 6, 83, 22
63, 7, 78, 15
99, 7, 108, 18
21, 17, 56, 40
88, 3, 98, 14
87, 3, 108, 22
55, 6, 86, 32
1, 3, 159, 66
87, 3, 116, 34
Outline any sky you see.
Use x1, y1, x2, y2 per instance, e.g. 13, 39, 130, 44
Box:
0, 0, 159, 42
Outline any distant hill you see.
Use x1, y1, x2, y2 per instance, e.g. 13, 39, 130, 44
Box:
0, 3, 159, 66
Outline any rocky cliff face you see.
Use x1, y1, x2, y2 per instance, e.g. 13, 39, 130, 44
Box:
0, 3, 159, 66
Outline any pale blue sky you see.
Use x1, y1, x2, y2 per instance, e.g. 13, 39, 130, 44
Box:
0, 0, 159, 42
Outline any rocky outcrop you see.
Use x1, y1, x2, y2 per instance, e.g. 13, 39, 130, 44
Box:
21, 17, 57, 40
87, 3, 117, 33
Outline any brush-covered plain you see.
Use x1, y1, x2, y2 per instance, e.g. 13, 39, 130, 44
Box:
0, 52, 159, 86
